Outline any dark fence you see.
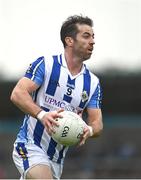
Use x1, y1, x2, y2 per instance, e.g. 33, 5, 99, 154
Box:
0, 73, 141, 118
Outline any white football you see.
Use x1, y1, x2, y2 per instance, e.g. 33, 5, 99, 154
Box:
52, 111, 86, 146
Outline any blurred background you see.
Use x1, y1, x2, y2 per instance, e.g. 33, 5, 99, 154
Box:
0, 0, 141, 178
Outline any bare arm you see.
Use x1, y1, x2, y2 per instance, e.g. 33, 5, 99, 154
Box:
79, 108, 103, 146
10, 77, 42, 117
10, 77, 63, 134
87, 108, 103, 137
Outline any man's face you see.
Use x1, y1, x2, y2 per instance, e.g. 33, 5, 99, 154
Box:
73, 24, 95, 61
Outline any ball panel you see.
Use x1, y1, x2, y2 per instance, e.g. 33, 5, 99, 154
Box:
51, 111, 86, 146
58, 117, 73, 146
51, 115, 70, 144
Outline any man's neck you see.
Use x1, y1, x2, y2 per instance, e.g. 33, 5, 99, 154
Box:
64, 49, 83, 76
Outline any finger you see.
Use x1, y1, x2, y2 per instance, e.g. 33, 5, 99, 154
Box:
49, 117, 60, 127
79, 139, 85, 146
83, 126, 89, 132
47, 128, 52, 136
45, 122, 56, 135
79, 134, 87, 147
57, 108, 64, 113
79, 132, 89, 146
56, 109, 64, 118
77, 111, 83, 118
82, 133, 90, 142
51, 110, 63, 119
52, 126, 56, 134
83, 130, 89, 138
49, 127, 56, 135
44, 122, 52, 135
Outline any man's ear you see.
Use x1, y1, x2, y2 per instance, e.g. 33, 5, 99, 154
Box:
65, 37, 74, 47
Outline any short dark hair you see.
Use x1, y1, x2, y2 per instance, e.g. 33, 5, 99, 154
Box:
60, 15, 93, 47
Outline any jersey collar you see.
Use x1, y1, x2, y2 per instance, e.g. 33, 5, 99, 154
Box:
59, 53, 86, 75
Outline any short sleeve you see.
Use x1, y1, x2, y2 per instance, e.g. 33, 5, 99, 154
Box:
24, 56, 45, 86
87, 82, 102, 109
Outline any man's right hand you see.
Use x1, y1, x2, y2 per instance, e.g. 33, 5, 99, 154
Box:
40, 109, 64, 135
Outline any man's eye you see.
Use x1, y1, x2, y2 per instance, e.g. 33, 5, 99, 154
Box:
83, 35, 89, 39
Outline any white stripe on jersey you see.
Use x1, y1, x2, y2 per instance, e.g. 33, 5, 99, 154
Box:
97, 84, 101, 108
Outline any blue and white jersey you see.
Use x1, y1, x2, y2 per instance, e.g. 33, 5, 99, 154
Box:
15, 53, 102, 165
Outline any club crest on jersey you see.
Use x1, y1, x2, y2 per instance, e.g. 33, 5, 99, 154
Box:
81, 91, 89, 102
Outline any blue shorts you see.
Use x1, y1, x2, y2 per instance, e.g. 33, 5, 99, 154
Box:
12, 142, 63, 179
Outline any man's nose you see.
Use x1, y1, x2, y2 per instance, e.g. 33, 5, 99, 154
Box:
90, 38, 95, 45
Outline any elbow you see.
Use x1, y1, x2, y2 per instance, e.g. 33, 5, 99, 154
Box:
94, 129, 103, 137
98, 124, 103, 136
93, 122, 103, 137
10, 88, 19, 105
10, 91, 16, 104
